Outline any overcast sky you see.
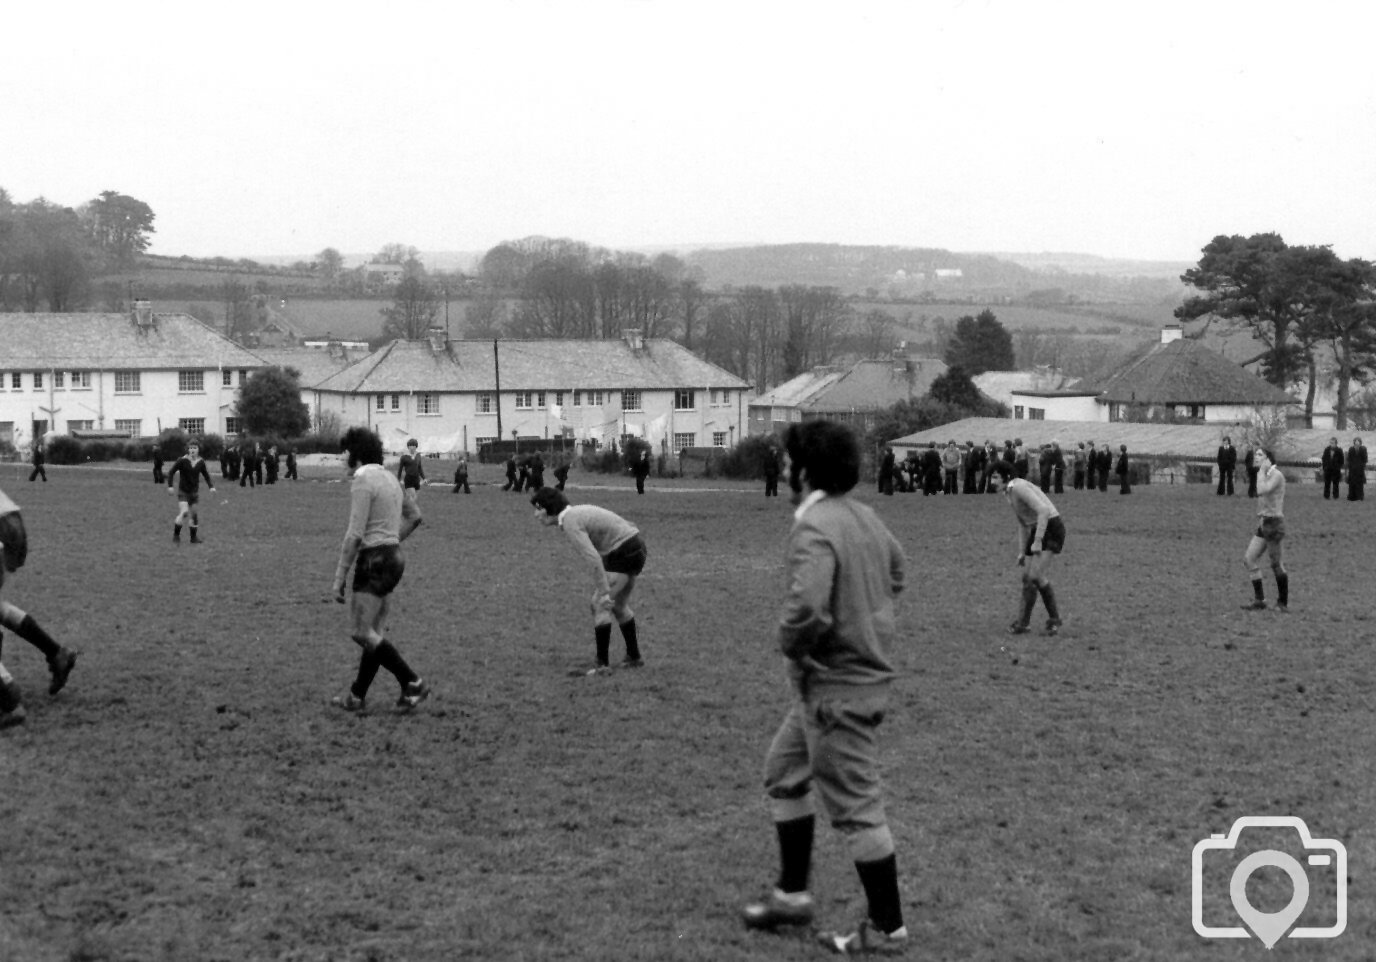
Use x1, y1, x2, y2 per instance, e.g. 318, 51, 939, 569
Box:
8, 1, 1374, 265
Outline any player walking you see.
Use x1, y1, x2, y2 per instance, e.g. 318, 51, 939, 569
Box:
741, 420, 909, 955
167, 439, 216, 544
989, 460, 1066, 636
330, 427, 430, 713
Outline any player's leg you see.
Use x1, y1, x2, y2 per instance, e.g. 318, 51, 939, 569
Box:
1026, 552, 1062, 633
608, 573, 641, 666
174, 498, 191, 541
1269, 539, 1288, 611
590, 587, 615, 670
744, 704, 817, 930
0, 600, 76, 695
809, 695, 907, 952
1242, 535, 1269, 608
0, 659, 24, 728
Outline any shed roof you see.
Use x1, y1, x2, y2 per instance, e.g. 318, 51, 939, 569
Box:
751, 356, 947, 412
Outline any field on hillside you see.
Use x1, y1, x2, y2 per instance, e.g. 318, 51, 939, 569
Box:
2, 463, 1374, 961
855, 300, 1179, 336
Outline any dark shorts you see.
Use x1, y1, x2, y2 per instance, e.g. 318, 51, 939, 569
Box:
1024, 516, 1066, 555
177, 490, 200, 506
352, 544, 406, 597
403, 478, 422, 490
0, 511, 27, 576
603, 535, 647, 576
1255, 516, 1285, 543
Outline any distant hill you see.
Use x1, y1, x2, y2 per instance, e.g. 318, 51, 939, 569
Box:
681, 243, 1187, 304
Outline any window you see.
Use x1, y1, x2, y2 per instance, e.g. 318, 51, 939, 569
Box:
0, 373, 6, 391
0, 422, 11, 444
239, 370, 249, 385
572, 390, 583, 407
225, 417, 241, 435
621, 390, 642, 412
222, 370, 234, 387
710, 388, 731, 406
115, 371, 141, 393
67, 420, 93, 432
476, 393, 494, 414
712, 431, 727, 447
514, 391, 533, 409
1029, 408, 1045, 420
1013, 405, 1024, 419
417, 393, 440, 415
590, 390, 605, 406
179, 418, 205, 434
70, 371, 91, 389
115, 419, 142, 437
535, 391, 546, 409
53, 372, 65, 389
390, 394, 401, 412
33, 372, 42, 390
674, 389, 696, 411
790, 410, 802, 422
475, 435, 497, 449
178, 371, 205, 393
553, 391, 565, 407
376, 394, 386, 411
9, 373, 19, 390
673, 432, 695, 451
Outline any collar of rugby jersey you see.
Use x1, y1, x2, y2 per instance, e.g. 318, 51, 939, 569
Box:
793, 488, 826, 521
556, 505, 571, 528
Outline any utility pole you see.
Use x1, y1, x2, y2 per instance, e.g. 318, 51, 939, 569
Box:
493, 338, 503, 440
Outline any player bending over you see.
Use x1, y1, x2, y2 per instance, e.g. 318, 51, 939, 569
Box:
989, 460, 1066, 636
530, 487, 647, 675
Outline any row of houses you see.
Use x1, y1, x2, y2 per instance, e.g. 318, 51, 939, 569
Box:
0, 305, 751, 455
0, 305, 1327, 458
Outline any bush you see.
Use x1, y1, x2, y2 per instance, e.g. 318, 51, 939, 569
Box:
582, 448, 628, 475
718, 435, 781, 480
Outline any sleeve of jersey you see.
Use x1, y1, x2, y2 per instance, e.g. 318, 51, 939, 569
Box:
777, 521, 835, 660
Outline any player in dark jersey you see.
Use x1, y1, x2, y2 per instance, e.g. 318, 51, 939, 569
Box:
167, 439, 216, 544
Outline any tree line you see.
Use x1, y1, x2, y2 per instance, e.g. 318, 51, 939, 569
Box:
1177, 233, 1376, 430
0, 188, 155, 311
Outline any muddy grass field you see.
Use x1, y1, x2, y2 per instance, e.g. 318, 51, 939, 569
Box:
1, 461, 1374, 961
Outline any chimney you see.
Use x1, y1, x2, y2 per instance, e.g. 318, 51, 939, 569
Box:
132, 299, 154, 328
426, 326, 447, 353
623, 328, 644, 351
1161, 324, 1183, 344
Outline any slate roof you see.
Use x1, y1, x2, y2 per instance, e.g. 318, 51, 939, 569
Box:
751, 357, 948, 412
251, 347, 365, 388
313, 338, 752, 394
1080, 338, 1295, 406
0, 312, 268, 370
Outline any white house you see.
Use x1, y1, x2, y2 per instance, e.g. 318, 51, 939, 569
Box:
0, 303, 268, 448
1009, 326, 1295, 424
310, 329, 753, 456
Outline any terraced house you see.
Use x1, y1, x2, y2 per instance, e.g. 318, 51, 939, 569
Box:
309, 329, 751, 455
0, 302, 267, 449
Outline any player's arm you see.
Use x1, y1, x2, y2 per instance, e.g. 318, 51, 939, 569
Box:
887, 528, 907, 597
777, 523, 835, 663
332, 485, 370, 600
166, 461, 180, 494
198, 462, 215, 491
1257, 464, 1284, 496
563, 527, 611, 595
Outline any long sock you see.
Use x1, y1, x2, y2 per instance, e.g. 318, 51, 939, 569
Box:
1019, 584, 1038, 626
351, 646, 382, 699
1252, 578, 1265, 602
15, 615, 59, 660
174, 523, 182, 540
855, 854, 904, 935
775, 815, 814, 894
594, 623, 612, 666
1276, 572, 1289, 606
619, 619, 641, 661
1038, 583, 1060, 621
375, 639, 418, 686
